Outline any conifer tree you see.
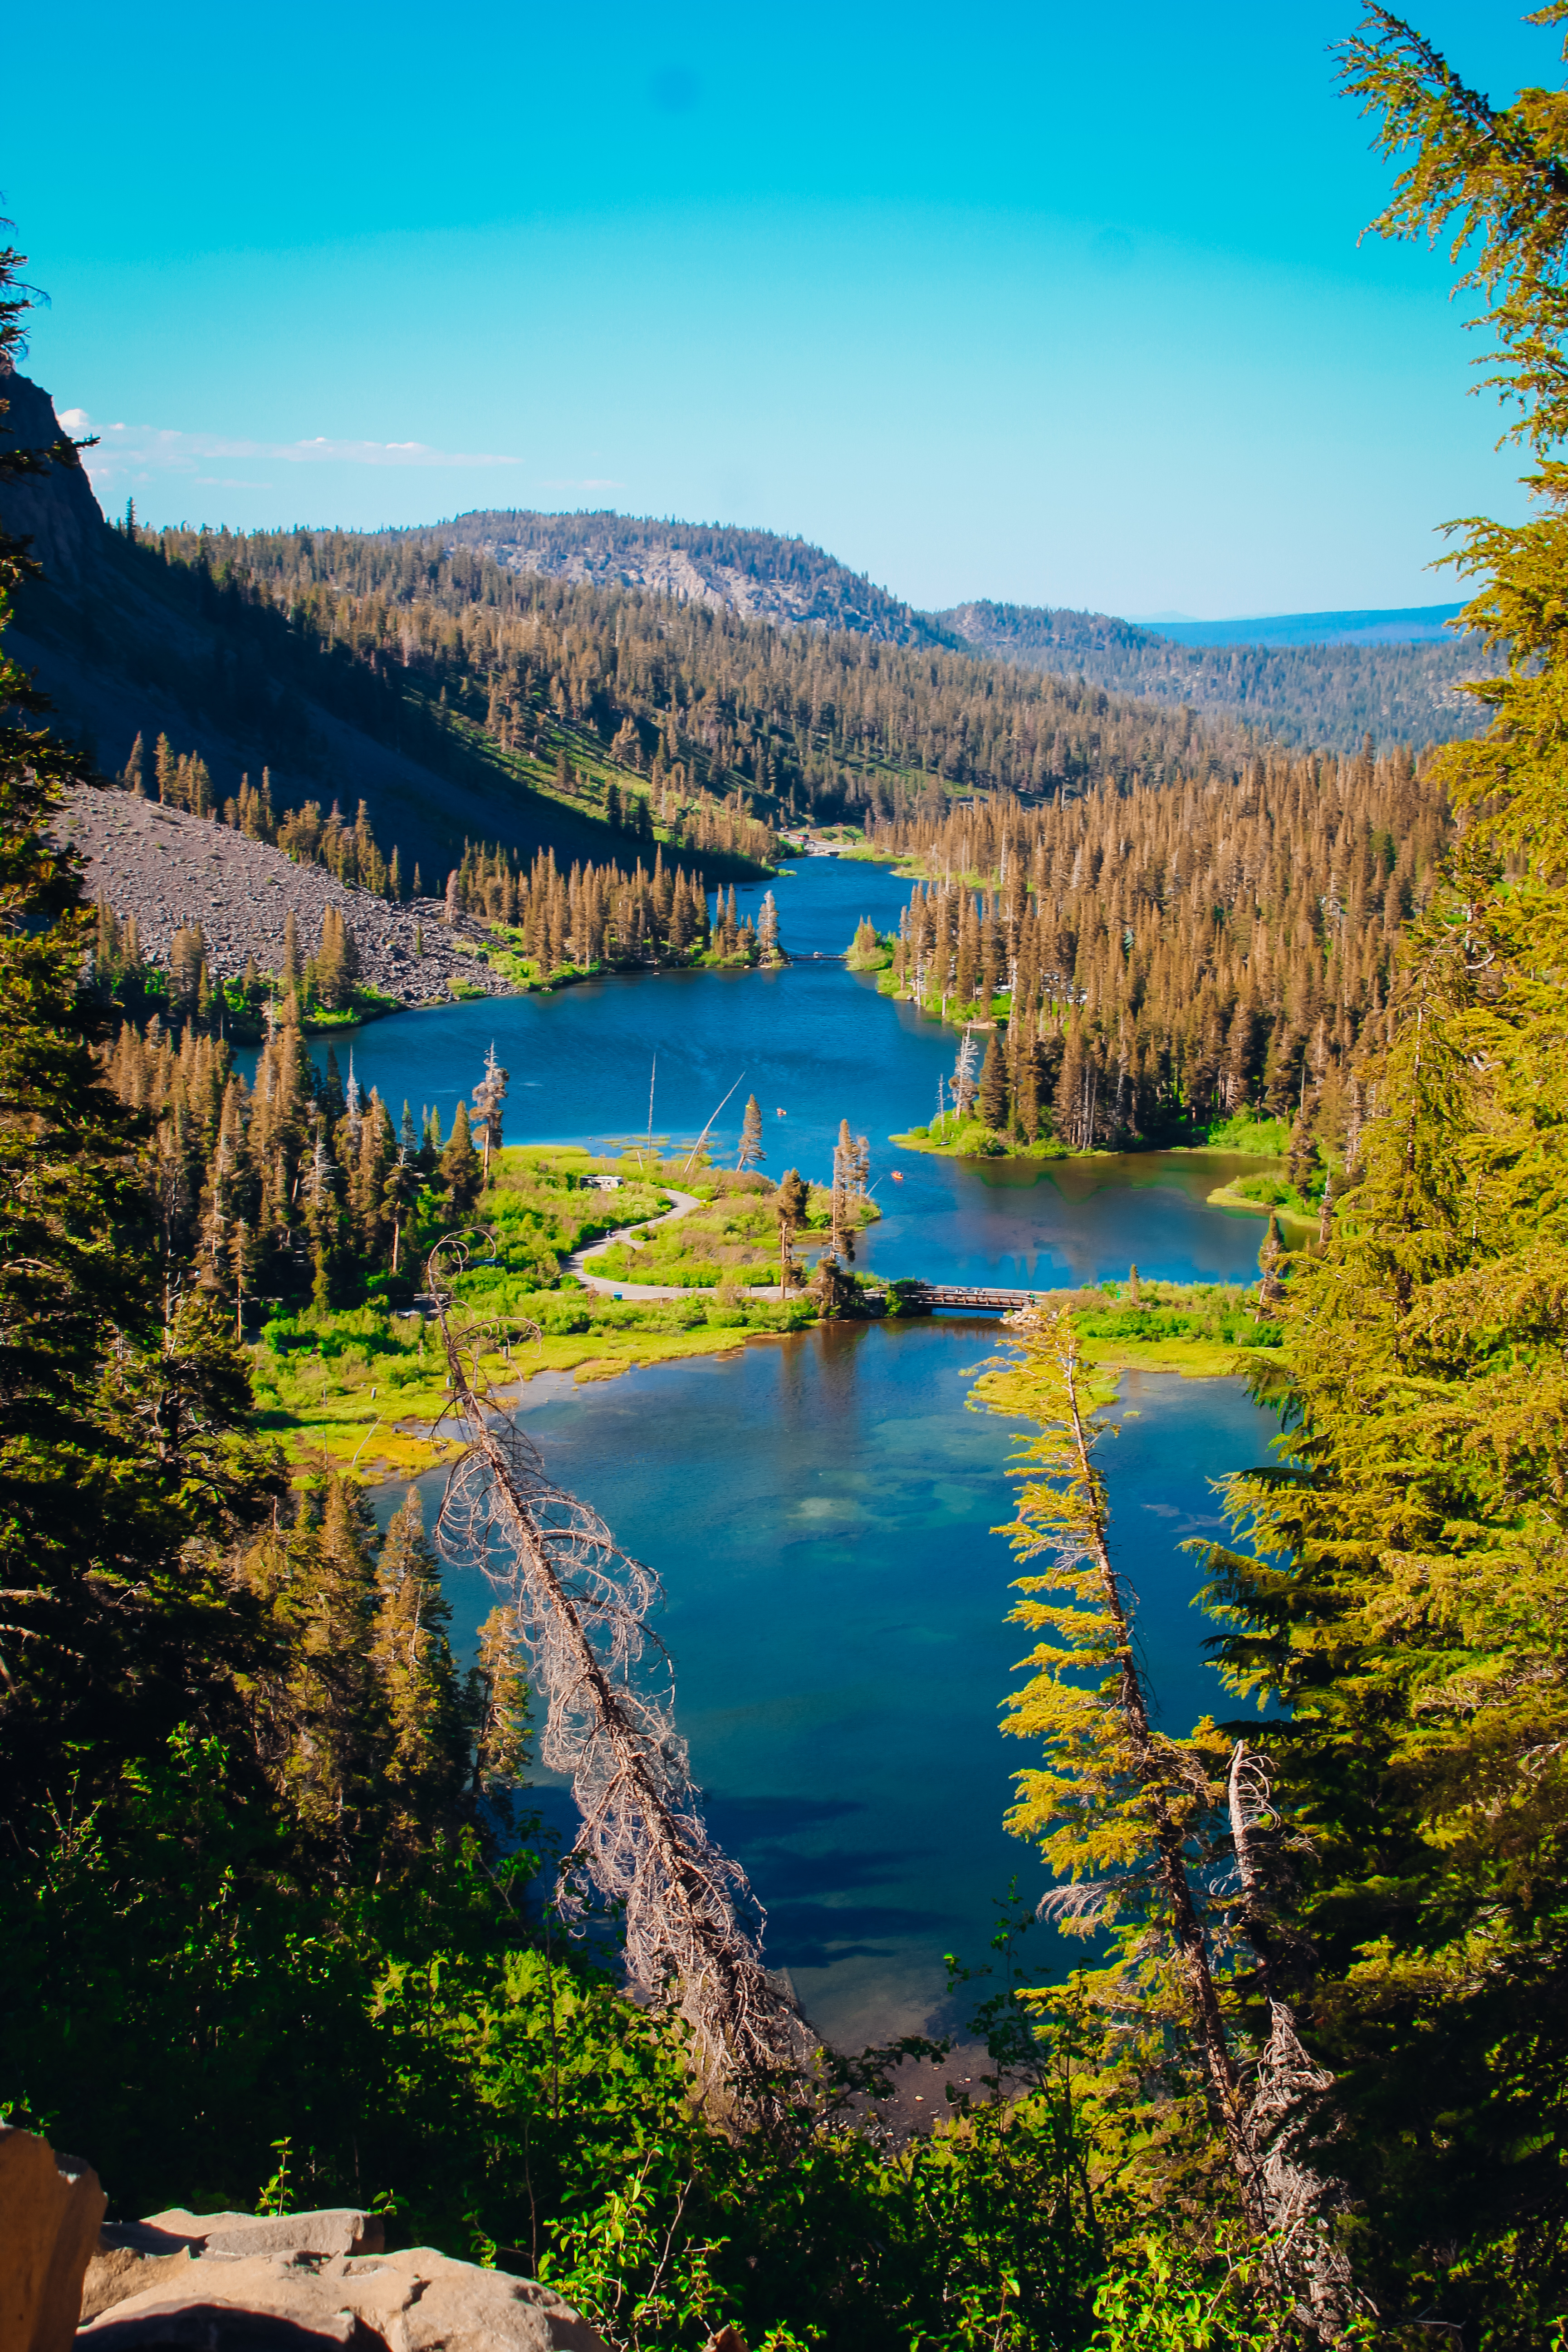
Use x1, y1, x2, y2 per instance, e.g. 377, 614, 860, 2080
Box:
465, 1604, 533, 1803
1195, 15, 1568, 2320
439, 1099, 484, 1214
978, 1030, 1007, 1130
736, 1093, 764, 1170
0, 233, 277, 1822
370, 1488, 470, 1854
471, 1044, 509, 1179
774, 1166, 811, 1292
970, 1306, 1353, 2324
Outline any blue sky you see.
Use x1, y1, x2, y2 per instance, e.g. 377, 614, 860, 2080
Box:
6, 1, 1555, 617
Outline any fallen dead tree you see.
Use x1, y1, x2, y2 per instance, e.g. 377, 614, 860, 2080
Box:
426, 1236, 806, 2108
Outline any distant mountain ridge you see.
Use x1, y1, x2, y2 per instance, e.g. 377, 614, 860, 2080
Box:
405, 511, 953, 649
1150, 603, 1466, 649
938, 598, 1500, 752
406, 513, 1496, 751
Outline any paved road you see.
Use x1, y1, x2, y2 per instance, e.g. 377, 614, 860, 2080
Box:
565, 1188, 785, 1301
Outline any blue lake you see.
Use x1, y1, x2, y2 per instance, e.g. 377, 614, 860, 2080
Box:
327, 858, 1280, 2046
393, 1334, 1275, 2049
328, 856, 1275, 1293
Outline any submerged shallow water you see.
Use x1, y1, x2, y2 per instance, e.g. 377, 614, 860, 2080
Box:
392, 1325, 1275, 2048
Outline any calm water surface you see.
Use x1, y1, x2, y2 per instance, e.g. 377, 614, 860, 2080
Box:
326, 860, 1277, 2044
331, 857, 1273, 1290
392, 1332, 1275, 2046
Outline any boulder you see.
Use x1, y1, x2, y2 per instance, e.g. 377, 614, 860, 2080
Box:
142, 2222, 382, 2267
81, 2217, 384, 2328
0, 2126, 108, 2352
77, 2245, 607, 2352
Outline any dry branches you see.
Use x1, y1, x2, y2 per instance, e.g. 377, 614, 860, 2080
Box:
424, 1236, 806, 2106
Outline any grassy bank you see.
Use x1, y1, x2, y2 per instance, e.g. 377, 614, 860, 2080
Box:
249, 1289, 818, 1481
890, 1116, 1066, 1160
590, 1168, 879, 1289
1013, 1280, 1284, 1379
249, 1143, 823, 1479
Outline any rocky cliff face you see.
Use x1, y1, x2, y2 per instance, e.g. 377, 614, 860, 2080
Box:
426, 510, 953, 648
0, 367, 108, 592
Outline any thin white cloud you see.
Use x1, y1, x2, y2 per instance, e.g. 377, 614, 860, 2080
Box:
84, 421, 522, 481
58, 407, 92, 432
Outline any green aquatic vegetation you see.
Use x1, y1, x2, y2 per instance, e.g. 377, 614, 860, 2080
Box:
894, 1113, 1067, 1161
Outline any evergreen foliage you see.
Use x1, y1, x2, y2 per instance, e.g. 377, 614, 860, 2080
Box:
110, 517, 1256, 831
883, 741, 1440, 1150
943, 599, 1498, 754
461, 841, 773, 978
1181, 11, 1568, 2332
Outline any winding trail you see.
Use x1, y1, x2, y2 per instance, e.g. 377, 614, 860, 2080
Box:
566, 1187, 785, 1301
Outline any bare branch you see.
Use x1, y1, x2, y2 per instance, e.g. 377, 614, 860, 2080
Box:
424, 1235, 807, 2109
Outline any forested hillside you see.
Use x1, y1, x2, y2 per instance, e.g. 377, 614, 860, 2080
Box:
868, 740, 1441, 1152
426, 508, 948, 643
943, 598, 1499, 752
8, 379, 1270, 913
114, 515, 1253, 817
386, 510, 1501, 756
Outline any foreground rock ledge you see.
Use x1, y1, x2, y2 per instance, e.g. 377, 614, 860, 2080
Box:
77, 2210, 609, 2352
0, 2132, 611, 2352
0, 2124, 107, 2352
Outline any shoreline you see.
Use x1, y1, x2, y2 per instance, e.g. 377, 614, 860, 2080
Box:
256, 1292, 1278, 1485
258, 1315, 811, 1488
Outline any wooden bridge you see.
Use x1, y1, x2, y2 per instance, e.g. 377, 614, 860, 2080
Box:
895, 1283, 1046, 1314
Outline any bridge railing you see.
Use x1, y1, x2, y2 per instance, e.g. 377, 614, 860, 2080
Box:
893, 1282, 1046, 1313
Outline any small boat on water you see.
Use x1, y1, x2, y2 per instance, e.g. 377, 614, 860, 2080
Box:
891, 1171, 903, 1181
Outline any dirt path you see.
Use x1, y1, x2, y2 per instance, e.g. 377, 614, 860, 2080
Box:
565, 1189, 784, 1301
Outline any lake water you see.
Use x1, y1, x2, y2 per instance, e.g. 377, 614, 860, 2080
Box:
328, 858, 1279, 2047
394, 1331, 1274, 2049
325, 856, 1275, 1292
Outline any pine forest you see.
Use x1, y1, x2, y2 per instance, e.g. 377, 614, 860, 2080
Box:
6, 10, 1568, 2351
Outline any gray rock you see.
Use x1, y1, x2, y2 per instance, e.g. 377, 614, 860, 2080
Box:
54, 786, 515, 1010
140, 2218, 382, 2265
83, 2219, 384, 2326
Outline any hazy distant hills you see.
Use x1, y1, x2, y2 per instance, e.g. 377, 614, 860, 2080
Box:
939, 598, 1500, 752
1150, 603, 1467, 649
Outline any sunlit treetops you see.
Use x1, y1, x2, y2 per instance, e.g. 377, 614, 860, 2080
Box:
122, 519, 1261, 827
884, 738, 1446, 1149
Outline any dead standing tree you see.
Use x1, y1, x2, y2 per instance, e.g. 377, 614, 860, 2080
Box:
471, 1043, 510, 1183
425, 1236, 806, 2103
829, 1118, 869, 1265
